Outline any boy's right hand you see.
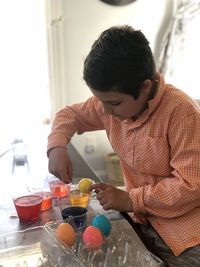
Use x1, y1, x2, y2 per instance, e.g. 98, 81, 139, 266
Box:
48, 147, 73, 184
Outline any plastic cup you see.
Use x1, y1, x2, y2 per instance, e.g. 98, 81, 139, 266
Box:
41, 191, 53, 211
48, 175, 71, 198
69, 189, 91, 208
61, 206, 88, 231
12, 190, 43, 224
27, 182, 53, 212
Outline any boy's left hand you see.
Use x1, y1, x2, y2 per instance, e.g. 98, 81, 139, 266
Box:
89, 183, 133, 212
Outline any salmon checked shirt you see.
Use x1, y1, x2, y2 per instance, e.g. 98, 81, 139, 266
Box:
47, 73, 200, 256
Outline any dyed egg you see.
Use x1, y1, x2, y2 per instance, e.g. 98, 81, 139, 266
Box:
91, 214, 111, 237
78, 178, 93, 193
55, 222, 76, 247
82, 226, 104, 249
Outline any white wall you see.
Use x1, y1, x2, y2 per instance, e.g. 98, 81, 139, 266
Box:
62, 0, 172, 178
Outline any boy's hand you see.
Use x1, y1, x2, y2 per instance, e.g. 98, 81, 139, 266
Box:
89, 183, 133, 212
48, 147, 73, 183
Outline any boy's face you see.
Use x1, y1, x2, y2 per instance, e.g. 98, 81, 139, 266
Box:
91, 82, 151, 121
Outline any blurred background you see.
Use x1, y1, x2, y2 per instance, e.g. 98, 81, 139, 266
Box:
0, 0, 199, 186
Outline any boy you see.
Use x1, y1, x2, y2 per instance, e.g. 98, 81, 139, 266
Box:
47, 25, 200, 266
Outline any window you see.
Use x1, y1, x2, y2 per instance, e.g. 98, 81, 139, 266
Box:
0, 0, 50, 144
0, 0, 51, 178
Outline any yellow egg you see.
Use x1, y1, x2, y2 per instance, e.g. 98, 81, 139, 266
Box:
55, 222, 76, 247
78, 178, 93, 193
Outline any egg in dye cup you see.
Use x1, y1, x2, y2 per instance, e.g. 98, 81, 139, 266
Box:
69, 177, 95, 209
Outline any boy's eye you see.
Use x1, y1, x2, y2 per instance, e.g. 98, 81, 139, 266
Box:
111, 102, 120, 106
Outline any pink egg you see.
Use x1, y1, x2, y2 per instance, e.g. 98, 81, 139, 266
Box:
82, 226, 104, 249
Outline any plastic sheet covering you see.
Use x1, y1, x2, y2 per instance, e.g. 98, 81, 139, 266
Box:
157, 0, 200, 79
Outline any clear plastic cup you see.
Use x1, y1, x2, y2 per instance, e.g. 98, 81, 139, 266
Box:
27, 179, 53, 212
12, 189, 43, 224
69, 189, 91, 208
61, 206, 88, 231
40, 191, 53, 211
48, 175, 71, 198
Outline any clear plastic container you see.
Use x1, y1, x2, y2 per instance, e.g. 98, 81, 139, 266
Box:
0, 219, 164, 267
46, 219, 164, 267
0, 225, 85, 267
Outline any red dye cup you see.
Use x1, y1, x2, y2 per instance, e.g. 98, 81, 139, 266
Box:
13, 190, 43, 224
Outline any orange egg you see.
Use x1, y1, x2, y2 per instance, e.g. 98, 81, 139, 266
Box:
55, 222, 76, 247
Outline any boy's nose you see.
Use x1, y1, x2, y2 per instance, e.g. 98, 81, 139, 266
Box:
103, 105, 113, 115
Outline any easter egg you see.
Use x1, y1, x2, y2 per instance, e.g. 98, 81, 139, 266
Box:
91, 214, 111, 237
55, 222, 76, 247
78, 178, 93, 193
83, 226, 104, 249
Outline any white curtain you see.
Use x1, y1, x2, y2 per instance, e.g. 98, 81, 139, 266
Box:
157, 0, 200, 81
46, 0, 67, 118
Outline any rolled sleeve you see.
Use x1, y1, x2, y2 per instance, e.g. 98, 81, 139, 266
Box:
129, 187, 148, 215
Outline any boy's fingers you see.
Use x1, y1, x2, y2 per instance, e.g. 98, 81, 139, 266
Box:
89, 182, 107, 191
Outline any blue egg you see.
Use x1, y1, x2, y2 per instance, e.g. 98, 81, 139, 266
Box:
91, 214, 111, 237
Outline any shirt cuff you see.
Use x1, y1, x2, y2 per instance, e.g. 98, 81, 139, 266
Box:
129, 187, 148, 215
47, 132, 70, 155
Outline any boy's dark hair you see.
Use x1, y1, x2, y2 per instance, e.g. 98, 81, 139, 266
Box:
83, 25, 156, 99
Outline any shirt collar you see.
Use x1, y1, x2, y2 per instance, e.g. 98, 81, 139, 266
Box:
148, 73, 165, 113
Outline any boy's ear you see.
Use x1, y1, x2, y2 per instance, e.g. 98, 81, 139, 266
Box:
141, 79, 152, 95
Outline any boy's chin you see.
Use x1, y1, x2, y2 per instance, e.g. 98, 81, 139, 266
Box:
115, 116, 131, 122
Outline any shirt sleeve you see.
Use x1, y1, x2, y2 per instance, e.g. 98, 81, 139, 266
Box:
47, 96, 105, 152
129, 112, 200, 219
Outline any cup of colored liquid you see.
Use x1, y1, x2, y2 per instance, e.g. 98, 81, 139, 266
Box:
41, 191, 53, 211
48, 175, 71, 198
27, 185, 53, 212
13, 191, 43, 224
70, 189, 91, 208
61, 206, 88, 231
